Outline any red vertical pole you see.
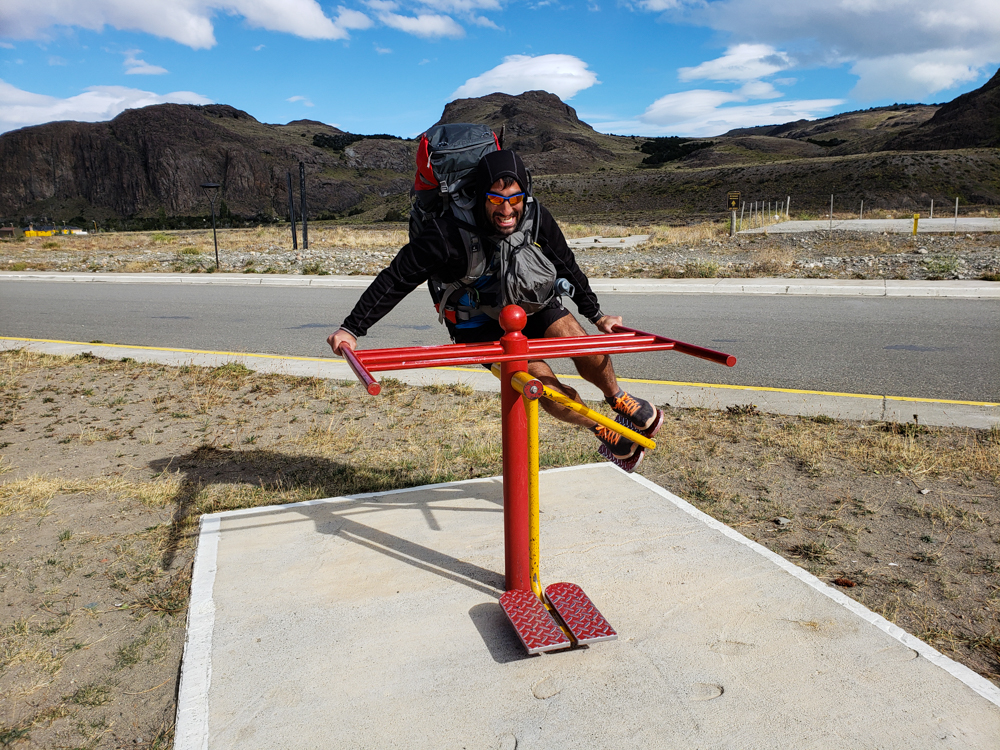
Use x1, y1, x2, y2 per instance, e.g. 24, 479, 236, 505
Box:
499, 305, 531, 592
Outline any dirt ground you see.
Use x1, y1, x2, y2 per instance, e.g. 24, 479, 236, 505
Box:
0, 350, 998, 749
2, 220, 998, 281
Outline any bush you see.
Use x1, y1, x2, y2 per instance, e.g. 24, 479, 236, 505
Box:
639, 137, 714, 166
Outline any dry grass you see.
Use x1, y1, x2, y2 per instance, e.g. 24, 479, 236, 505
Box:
561, 220, 731, 245
0, 349, 997, 747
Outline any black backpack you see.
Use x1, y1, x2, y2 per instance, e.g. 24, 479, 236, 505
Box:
409, 123, 556, 325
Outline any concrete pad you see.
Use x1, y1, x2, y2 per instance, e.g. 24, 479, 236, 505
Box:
176, 464, 1000, 749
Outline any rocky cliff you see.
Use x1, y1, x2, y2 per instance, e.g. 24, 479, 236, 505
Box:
0, 104, 414, 222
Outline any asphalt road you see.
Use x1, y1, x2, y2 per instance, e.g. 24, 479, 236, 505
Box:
2, 281, 998, 402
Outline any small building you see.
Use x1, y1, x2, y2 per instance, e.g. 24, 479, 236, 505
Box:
0, 227, 23, 239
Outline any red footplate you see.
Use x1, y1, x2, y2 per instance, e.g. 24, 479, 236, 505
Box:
500, 589, 571, 654
544, 582, 617, 645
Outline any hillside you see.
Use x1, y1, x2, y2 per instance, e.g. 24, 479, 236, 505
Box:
1, 71, 998, 226
882, 68, 1000, 151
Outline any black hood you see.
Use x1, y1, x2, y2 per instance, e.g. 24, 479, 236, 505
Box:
474, 149, 532, 234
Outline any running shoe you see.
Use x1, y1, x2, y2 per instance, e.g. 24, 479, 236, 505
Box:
594, 424, 645, 473
598, 442, 645, 473
593, 424, 637, 459
607, 390, 664, 438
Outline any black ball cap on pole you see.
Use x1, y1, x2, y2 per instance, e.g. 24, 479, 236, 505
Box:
200, 182, 221, 270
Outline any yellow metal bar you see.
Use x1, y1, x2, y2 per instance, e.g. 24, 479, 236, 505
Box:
525, 395, 542, 598
539, 385, 656, 451
491, 363, 655, 450
913, 213, 919, 235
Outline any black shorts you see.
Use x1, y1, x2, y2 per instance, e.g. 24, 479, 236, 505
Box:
448, 303, 571, 344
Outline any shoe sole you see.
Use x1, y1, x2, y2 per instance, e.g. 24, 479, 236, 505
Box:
598, 443, 645, 473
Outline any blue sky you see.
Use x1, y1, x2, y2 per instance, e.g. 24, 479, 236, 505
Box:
1, 0, 998, 138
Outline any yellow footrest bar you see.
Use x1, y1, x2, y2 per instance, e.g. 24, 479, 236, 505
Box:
490, 364, 656, 451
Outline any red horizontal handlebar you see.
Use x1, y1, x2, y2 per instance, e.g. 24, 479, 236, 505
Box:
342, 346, 381, 395
611, 325, 737, 368
341, 324, 735, 392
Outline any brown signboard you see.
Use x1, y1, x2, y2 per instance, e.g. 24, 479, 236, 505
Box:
727, 191, 740, 210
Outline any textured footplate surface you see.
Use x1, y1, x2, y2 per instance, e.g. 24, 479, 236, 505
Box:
500, 589, 571, 654
544, 582, 618, 645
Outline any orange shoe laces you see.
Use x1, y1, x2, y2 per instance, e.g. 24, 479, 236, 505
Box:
613, 392, 642, 417
595, 425, 621, 446
595, 426, 635, 457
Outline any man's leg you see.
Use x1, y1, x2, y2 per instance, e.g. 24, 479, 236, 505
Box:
529, 311, 663, 437
527, 312, 616, 426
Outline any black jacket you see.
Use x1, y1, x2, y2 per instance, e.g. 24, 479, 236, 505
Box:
340, 203, 602, 338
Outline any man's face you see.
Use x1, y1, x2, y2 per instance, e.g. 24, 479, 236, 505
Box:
483, 179, 524, 236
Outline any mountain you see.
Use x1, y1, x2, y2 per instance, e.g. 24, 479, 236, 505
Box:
436, 90, 634, 174
0, 104, 415, 223
0, 73, 998, 225
881, 68, 1000, 151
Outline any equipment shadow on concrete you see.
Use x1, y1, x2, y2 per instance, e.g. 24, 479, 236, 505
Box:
178, 464, 1000, 748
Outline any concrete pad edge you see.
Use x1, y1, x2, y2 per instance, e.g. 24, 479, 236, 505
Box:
621, 467, 1000, 708
175, 514, 220, 750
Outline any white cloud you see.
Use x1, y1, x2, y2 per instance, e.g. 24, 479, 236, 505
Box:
451, 54, 599, 100
635, 0, 682, 10
850, 51, 983, 100
48, 56, 67, 66
253, 44, 266, 51
377, 11, 464, 38
287, 95, 315, 106
0, 43, 14, 49
374, 44, 392, 53
0, 0, 368, 49
469, 14, 500, 29
124, 51, 168, 75
638, 86, 843, 136
335, 5, 374, 30
589, 76, 843, 137
679, 44, 792, 82
415, 0, 500, 12
0, 78, 212, 133
656, 0, 1000, 100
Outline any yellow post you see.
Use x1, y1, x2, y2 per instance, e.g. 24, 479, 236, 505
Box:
525, 395, 542, 598
913, 213, 919, 235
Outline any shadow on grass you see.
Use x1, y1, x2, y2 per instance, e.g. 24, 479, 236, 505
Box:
149, 445, 505, 596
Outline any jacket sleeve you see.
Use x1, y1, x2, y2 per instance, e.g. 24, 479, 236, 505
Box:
536, 204, 604, 324
340, 221, 462, 338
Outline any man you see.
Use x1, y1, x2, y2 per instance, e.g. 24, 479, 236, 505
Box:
328, 149, 663, 471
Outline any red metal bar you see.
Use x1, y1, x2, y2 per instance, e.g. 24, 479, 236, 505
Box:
499, 307, 531, 593
344, 320, 734, 379
356, 342, 678, 372
342, 346, 381, 395
356, 342, 503, 364
611, 324, 737, 368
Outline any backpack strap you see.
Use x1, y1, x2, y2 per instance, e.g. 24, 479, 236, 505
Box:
436, 225, 490, 325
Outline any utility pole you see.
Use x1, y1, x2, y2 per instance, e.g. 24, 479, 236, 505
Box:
299, 162, 308, 250
287, 171, 297, 250
200, 182, 221, 270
